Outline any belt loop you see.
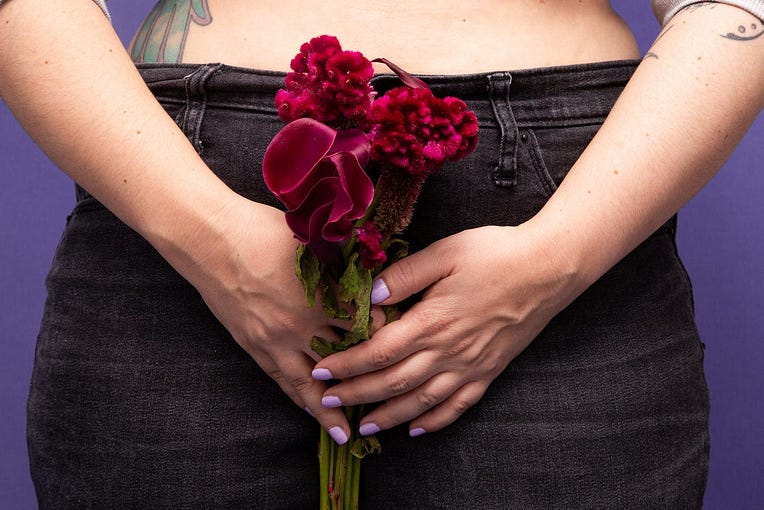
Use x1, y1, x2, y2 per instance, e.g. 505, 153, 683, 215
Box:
487, 72, 519, 187
179, 63, 223, 155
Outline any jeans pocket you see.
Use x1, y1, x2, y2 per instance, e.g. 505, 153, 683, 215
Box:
527, 123, 602, 194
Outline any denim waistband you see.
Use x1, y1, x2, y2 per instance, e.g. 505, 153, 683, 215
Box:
136, 59, 640, 129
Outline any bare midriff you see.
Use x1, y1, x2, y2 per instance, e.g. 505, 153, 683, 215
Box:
130, 0, 641, 73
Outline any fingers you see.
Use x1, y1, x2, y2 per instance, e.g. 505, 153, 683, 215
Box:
312, 311, 424, 381
358, 377, 489, 437
319, 350, 437, 407
255, 350, 351, 445
370, 241, 452, 305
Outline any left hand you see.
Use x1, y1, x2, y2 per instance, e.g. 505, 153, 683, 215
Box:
312, 224, 584, 436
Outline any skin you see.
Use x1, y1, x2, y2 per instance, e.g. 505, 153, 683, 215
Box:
1, 0, 762, 445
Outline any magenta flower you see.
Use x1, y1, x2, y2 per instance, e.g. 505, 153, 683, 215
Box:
356, 222, 387, 270
276, 35, 375, 127
263, 118, 374, 263
369, 86, 479, 176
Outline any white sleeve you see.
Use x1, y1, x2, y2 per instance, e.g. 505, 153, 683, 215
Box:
0, 0, 111, 21
652, 0, 764, 26
93, 0, 110, 21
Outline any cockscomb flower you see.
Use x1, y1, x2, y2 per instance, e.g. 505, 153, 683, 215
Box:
356, 221, 387, 270
368, 86, 478, 176
276, 35, 375, 127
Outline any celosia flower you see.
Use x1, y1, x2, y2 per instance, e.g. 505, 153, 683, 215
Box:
368, 86, 478, 176
262, 118, 373, 263
356, 221, 387, 270
276, 35, 375, 127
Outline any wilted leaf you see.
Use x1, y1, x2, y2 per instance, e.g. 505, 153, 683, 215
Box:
310, 336, 339, 358
296, 244, 320, 307
350, 435, 382, 459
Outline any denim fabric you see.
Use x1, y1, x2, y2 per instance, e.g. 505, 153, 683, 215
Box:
28, 61, 709, 509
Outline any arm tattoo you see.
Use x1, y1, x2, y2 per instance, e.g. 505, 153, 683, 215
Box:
722, 22, 764, 41
645, 3, 763, 61
675, 2, 763, 43
130, 0, 212, 63
644, 24, 673, 61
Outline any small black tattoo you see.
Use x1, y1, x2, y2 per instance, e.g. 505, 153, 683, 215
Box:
683, 2, 718, 14
644, 52, 660, 60
722, 22, 764, 41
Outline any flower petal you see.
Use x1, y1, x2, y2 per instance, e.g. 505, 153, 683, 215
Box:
284, 176, 339, 243
262, 118, 337, 209
325, 151, 374, 221
328, 129, 371, 167
371, 57, 429, 89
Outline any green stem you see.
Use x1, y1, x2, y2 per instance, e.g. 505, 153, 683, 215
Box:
319, 405, 365, 509
320, 427, 330, 510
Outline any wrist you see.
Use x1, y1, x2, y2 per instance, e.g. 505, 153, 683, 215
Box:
137, 171, 248, 282
515, 212, 599, 308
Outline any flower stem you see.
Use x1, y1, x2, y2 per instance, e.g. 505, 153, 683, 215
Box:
319, 405, 365, 509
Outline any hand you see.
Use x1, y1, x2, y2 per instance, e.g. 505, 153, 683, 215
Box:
175, 195, 353, 444
312, 224, 582, 436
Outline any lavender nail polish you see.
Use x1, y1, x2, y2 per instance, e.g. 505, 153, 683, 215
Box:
328, 426, 348, 445
409, 427, 427, 437
312, 368, 333, 381
370, 279, 391, 304
359, 423, 380, 436
322, 395, 342, 408
304, 406, 314, 418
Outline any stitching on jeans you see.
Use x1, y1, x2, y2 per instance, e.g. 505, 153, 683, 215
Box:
524, 129, 558, 196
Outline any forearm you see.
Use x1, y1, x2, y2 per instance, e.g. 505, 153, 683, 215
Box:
0, 0, 245, 276
528, 3, 764, 290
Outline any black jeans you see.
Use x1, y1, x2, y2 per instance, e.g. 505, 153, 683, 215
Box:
28, 61, 709, 509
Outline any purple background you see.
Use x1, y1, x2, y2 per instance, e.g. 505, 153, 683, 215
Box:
1, 2, 761, 507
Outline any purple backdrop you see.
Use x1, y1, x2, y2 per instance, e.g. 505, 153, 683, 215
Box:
1, 2, 761, 508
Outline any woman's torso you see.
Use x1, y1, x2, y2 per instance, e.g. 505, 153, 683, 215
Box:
129, 0, 641, 72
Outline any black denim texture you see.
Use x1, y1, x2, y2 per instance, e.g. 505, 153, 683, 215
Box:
28, 61, 709, 509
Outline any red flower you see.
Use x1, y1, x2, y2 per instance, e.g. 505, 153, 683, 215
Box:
368, 87, 478, 176
356, 222, 387, 270
276, 35, 375, 127
263, 118, 374, 263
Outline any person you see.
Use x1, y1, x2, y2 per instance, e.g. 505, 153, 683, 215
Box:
1, 0, 762, 508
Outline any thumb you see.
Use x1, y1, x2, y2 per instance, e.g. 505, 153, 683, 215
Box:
370, 243, 452, 305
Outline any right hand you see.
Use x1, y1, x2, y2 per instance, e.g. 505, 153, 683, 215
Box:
174, 194, 353, 444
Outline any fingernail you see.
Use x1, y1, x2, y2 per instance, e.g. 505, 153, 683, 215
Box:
322, 396, 342, 408
409, 427, 427, 438
312, 368, 334, 381
304, 406, 314, 417
328, 426, 348, 445
371, 279, 390, 304
359, 422, 380, 436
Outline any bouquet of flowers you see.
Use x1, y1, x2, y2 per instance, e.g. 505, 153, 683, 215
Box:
262, 35, 478, 510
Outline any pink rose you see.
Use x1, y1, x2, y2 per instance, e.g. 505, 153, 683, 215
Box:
263, 118, 374, 263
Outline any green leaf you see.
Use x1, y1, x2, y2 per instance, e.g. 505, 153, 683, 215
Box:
346, 262, 373, 346
338, 253, 362, 303
295, 244, 320, 307
385, 238, 409, 264
350, 435, 382, 459
383, 304, 399, 325
310, 336, 339, 358
320, 276, 351, 320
